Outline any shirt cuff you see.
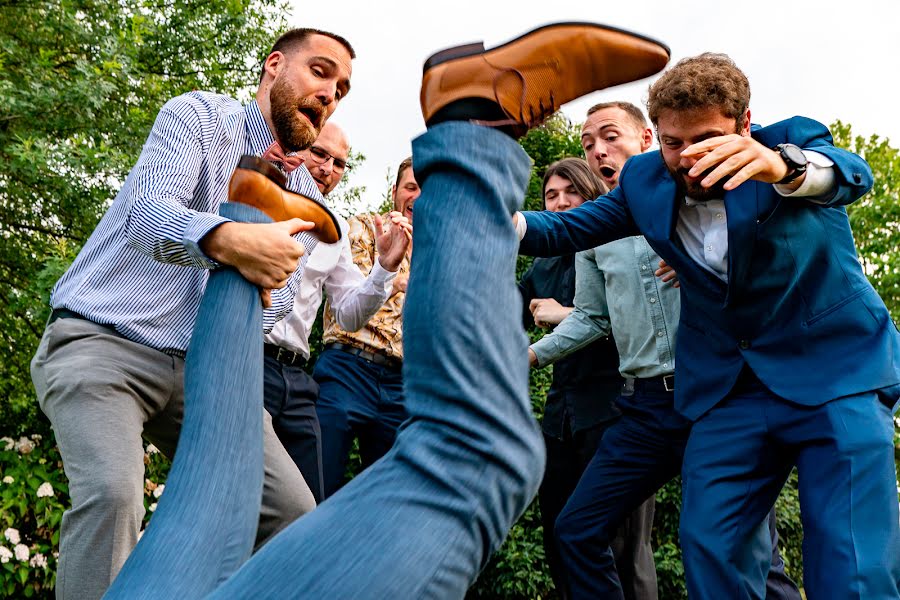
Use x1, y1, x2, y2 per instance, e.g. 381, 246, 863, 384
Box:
183, 213, 232, 268
371, 258, 399, 284
530, 339, 556, 369
774, 150, 835, 202
515, 212, 527, 241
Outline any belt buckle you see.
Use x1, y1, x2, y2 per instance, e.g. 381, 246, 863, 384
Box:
276, 347, 292, 365
663, 374, 675, 392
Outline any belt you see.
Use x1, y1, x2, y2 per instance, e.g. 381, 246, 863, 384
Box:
48, 308, 186, 359
48, 308, 90, 325
623, 374, 675, 394
328, 343, 401, 370
264, 343, 308, 368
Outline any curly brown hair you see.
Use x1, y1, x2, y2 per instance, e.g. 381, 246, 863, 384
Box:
646, 53, 750, 127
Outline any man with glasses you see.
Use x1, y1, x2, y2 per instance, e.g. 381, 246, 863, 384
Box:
263, 122, 411, 502
314, 157, 418, 498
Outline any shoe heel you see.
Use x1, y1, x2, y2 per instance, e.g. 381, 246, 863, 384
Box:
423, 42, 485, 71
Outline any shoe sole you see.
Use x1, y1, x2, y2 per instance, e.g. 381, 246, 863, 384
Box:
423, 21, 670, 72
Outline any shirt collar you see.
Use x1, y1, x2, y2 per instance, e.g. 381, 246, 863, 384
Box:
244, 99, 276, 157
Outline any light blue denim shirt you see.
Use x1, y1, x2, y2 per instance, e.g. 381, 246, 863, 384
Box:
530, 235, 680, 379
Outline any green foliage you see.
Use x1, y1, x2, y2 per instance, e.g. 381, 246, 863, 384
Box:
0, 0, 289, 437
831, 121, 900, 324
0, 435, 170, 598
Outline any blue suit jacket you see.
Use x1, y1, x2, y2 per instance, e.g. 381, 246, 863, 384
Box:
521, 117, 900, 420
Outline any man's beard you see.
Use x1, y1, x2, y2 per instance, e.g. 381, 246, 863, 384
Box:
269, 77, 323, 152
668, 162, 729, 202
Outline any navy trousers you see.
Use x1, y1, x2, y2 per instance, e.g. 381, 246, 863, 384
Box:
680, 372, 900, 599
314, 346, 407, 498
262, 357, 323, 502
555, 380, 801, 600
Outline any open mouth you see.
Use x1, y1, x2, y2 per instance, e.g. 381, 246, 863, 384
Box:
599, 165, 617, 179
298, 106, 321, 126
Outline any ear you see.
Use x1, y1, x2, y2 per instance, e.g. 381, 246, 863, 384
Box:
262, 51, 286, 82
640, 127, 653, 152
740, 109, 752, 136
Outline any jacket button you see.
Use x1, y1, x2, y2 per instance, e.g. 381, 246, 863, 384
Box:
739, 339, 750, 350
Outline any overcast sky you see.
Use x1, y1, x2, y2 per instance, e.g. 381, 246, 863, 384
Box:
293, 1, 899, 210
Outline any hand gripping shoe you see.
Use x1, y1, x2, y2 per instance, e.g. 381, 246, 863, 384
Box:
228, 155, 342, 243
421, 22, 670, 135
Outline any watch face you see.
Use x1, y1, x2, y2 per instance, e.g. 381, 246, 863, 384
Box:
782, 144, 807, 167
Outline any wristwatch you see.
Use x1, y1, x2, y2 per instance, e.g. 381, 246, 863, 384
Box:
773, 143, 808, 184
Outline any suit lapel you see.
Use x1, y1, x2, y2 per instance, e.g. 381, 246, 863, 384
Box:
723, 181, 759, 304
640, 174, 728, 300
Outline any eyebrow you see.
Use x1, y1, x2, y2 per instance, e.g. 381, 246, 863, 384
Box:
311, 56, 352, 96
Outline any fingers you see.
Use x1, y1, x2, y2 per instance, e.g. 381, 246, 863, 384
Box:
282, 218, 315, 235
259, 289, 272, 309
681, 134, 742, 160
373, 213, 384, 237
529, 299, 541, 313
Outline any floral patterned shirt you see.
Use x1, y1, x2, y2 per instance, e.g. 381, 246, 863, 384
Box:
322, 213, 409, 361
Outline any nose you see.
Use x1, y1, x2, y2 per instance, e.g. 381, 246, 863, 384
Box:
316, 82, 337, 107
319, 158, 334, 176
593, 141, 608, 159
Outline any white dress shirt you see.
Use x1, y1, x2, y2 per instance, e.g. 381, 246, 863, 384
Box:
265, 215, 396, 359
676, 150, 836, 281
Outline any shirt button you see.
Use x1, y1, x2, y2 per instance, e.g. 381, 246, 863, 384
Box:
706, 245, 713, 252
657, 330, 664, 337
663, 363, 669, 368
649, 297, 657, 303
641, 265, 647, 271
739, 339, 750, 349
716, 213, 724, 220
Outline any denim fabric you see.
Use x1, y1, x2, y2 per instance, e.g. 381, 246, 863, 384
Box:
106, 122, 546, 598
313, 346, 406, 498
105, 202, 272, 598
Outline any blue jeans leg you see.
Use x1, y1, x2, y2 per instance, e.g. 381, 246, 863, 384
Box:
555, 395, 686, 600
105, 202, 271, 599
212, 122, 545, 598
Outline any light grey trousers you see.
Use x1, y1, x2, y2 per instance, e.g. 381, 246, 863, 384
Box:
31, 316, 315, 600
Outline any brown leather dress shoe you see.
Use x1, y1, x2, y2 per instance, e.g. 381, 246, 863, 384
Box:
228, 155, 342, 243
421, 22, 669, 134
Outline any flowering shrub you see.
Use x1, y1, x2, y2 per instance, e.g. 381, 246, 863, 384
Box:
0, 435, 170, 598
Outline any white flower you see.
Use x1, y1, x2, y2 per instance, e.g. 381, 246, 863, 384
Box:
1, 476, 13, 484
1, 437, 14, 451
36, 482, 54, 498
3, 528, 20, 545
30, 434, 42, 442
145, 444, 159, 455
148, 503, 157, 513
29, 552, 47, 569
14, 544, 28, 562
15, 437, 34, 454
152, 484, 165, 499
0, 546, 11, 564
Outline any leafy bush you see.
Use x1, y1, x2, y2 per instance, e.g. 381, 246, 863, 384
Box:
0, 435, 170, 598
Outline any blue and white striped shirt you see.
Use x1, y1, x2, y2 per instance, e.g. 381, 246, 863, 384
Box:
51, 92, 324, 353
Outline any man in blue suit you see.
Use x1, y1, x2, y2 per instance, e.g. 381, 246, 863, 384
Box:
517, 53, 900, 598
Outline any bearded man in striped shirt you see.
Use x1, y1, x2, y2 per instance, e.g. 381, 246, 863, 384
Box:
29, 28, 377, 600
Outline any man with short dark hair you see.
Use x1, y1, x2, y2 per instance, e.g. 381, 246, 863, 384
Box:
314, 157, 418, 497
262, 122, 409, 503
518, 53, 900, 599
30, 28, 368, 600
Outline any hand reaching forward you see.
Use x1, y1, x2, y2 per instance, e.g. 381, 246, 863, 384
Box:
682, 134, 801, 192
375, 211, 412, 272
654, 259, 680, 288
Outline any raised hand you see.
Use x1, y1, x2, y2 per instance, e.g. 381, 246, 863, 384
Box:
682, 134, 797, 192
374, 211, 412, 272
